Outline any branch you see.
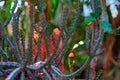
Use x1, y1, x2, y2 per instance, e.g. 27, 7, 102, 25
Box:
51, 57, 90, 79
27, 61, 45, 70
94, 70, 103, 80
42, 68, 51, 80
0, 48, 9, 59
5, 67, 21, 80
3, 0, 18, 27
27, 70, 37, 80
20, 72, 25, 80
26, 4, 34, 63
0, 62, 20, 67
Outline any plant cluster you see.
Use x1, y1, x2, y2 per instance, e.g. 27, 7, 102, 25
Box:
0, 0, 116, 80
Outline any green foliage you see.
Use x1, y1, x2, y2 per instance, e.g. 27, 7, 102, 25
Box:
0, 0, 111, 79
84, 16, 95, 23
75, 52, 88, 62
0, 54, 2, 58
99, 20, 112, 32
112, 27, 120, 33
0, 0, 11, 22
84, 7, 102, 25
52, 0, 57, 7
51, 0, 59, 20
91, 7, 102, 18
6, 0, 12, 14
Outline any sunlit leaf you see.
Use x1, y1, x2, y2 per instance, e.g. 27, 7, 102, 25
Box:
99, 20, 112, 32
52, 0, 56, 7
84, 16, 95, 23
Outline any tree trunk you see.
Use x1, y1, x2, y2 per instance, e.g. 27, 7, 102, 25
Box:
103, 8, 120, 80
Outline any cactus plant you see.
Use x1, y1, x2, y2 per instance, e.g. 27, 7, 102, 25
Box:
0, 0, 113, 80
